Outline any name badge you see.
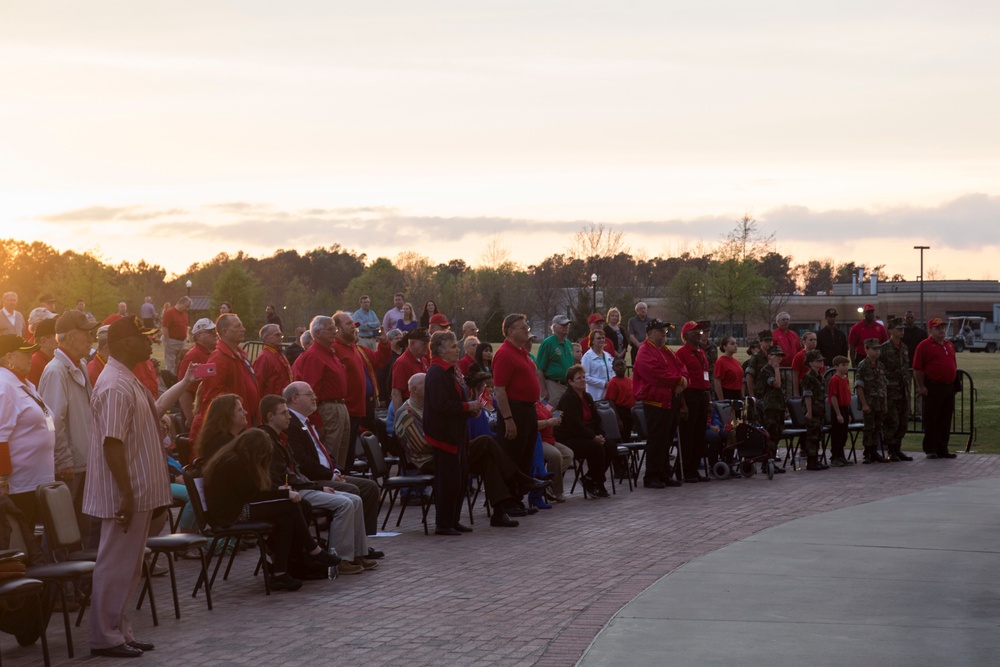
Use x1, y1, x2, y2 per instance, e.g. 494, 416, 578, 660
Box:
45, 414, 56, 432
703, 371, 710, 382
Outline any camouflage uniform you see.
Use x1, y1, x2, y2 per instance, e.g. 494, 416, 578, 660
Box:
799, 369, 826, 458
854, 356, 887, 461
880, 339, 910, 458
755, 363, 786, 447
745, 350, 769, 419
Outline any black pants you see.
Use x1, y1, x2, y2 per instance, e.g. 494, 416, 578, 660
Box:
563, 437, 618, 484
643, 403, 678, 482
432, 444, 468, 529
245, 499, 315, 573
499, 400, 538, 478
679, 389, 708, 478
922, 379, 955, 455
829, 405, 850, 459
722, 388, 742, 402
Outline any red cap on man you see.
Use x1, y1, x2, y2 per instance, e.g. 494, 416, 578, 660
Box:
928, 317, 946, 328
587, 313, 605, 326
429, 313, 451, 327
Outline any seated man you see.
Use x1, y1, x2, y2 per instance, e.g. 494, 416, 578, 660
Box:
394, 373, 549, 528
260, 395, 376, 575
281, 381, 384, 560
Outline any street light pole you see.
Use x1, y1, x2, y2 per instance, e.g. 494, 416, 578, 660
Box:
185, 279, 192, 298
590, 273, 598, 313
913, 246, 929, 326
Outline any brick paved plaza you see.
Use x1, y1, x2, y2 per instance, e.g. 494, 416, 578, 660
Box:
7, 452, 1000, 667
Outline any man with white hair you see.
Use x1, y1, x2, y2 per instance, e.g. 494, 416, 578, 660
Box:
0, 292, 25, 337
160, 296, 192, 374
627, 301, 650, 365
190, 313, 258, 441
253, 322, 293, 398
176, 318, 218, 427
295, 315, 352, 469
535, 314, 574, 404
461, 321, 479, 339
771, 311, 801, 368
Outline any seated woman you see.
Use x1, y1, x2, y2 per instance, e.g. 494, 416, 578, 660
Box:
203, 428, 338, 591
554, 365, 618, 498
194, 393, 247, 462
535, 399, 572, 502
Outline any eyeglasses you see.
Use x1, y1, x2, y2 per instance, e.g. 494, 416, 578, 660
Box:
294, 391, 316, 398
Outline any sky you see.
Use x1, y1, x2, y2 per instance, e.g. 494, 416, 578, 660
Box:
2, 1, 999, 280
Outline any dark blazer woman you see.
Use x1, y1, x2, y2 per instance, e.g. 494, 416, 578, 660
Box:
554, 380, 617, 489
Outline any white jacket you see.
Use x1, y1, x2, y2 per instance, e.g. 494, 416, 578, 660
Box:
37, 348, 93, 473
581, 348, 615, 401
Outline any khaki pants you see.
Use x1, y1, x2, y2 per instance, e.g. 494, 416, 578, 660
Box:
317, 401, 351, 470
89, 510, 152, 650
542, 441, 573, 498
546, 380, 567, 405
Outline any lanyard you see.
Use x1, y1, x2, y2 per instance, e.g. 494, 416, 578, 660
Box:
20, 385, 51, 416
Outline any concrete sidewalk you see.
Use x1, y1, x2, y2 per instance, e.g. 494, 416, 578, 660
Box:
579, 476, 1000, 667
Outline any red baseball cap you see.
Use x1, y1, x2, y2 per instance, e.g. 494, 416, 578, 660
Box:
862, 304, 875, 311
928, 317, 946, 328
587, 313, 605, 325
680, 321, 700, 337
429, 313, 451, 327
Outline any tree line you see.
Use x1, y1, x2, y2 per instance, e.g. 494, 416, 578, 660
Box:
1, 218, 903, 340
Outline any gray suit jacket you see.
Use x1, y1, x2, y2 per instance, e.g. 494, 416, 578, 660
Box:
0, 310, 26, 337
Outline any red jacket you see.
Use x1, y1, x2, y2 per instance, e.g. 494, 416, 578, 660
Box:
252, 345, 294, 399
332, 337, 391, 417
633, 340, 688, 408
194, 339, 260, 439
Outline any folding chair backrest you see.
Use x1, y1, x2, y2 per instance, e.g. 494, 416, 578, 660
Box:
595, 403, 622, 442
3, 513, 27, 552
360, 432, 388, 479
375, 416, 400, 457
786, 397, 806, 428
35, 481, 82, 553
182, 465, 211, 530
631, 404, 647, 438
849, 394, 864, 422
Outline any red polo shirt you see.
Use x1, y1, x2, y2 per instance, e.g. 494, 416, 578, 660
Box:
253, 345, 294, 399
87, 354, 106, 387
828, 373, 851, 407
161, 306, 189, 340
178, 343, 213, 395
391, 349, 429, 402
26, 351, 53, 387
912, 338, 957, 384
714, 355, 744, 392
605, 376, 635, 409
492, 340, 540, 403
458, 354, 476, 376
294, 341, 347, 401
791, 350, 825, 381
676, 343, 710, 390
848, 320, 888, 358
333, 337, 391, 417
771, 327, 802, 367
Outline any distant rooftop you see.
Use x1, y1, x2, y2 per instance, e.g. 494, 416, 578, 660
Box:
830, 279, 999, 296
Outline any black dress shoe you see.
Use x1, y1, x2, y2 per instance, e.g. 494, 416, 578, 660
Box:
517, 477, 552, 495
525, 506, 538, 514
506, 506, 528, 517
490, 513, 519, 527
434, 527, 462, 536
664, 478, 683, 487
925, 453, 939, 459
593, 484, 610, 498
367, 547, 385, 559
644, 478, 666, 489
896, 452, 914, 461
127, 639, 154, 651
91, 644, 143, 658
940, 452, 957, 459
684, 477, 700, 483
454, 523, 473, 533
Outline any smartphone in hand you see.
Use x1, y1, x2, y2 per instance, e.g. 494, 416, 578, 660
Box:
193, 363, 217, 380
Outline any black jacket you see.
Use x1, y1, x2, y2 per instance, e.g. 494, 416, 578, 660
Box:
261, 425, 323, 491
554, 389, 604, 443
284, 412, 337, 482
424, 362, 471, 452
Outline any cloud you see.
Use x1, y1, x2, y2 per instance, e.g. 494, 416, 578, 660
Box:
40, 205, 187, 223
35, 194, 1000, 269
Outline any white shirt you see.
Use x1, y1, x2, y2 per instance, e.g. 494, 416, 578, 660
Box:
581, 348, 615, 401
382, 306, 405, 332
0, 367, 56, 494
